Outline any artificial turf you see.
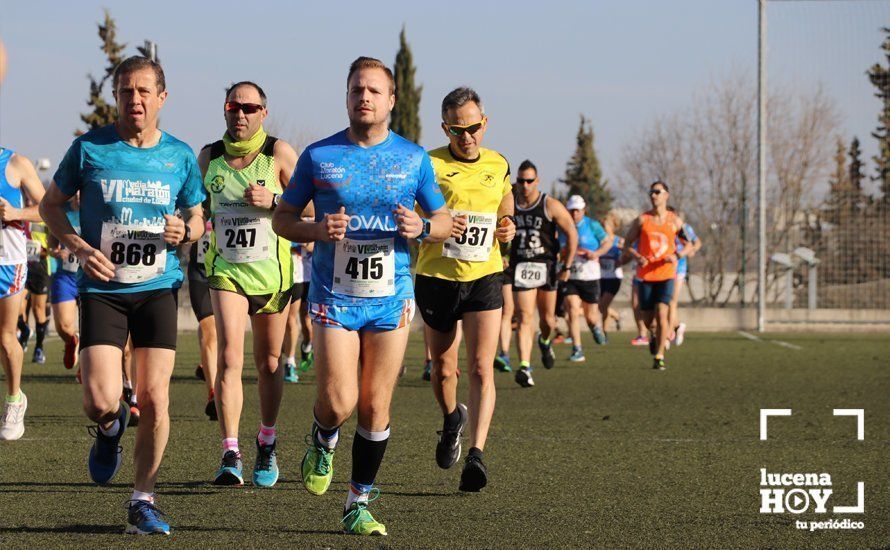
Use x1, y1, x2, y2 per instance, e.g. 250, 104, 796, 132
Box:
0, 331, 886, 548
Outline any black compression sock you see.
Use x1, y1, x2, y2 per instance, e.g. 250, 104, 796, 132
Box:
351, 425, 390, 487
35, 321, 49, 348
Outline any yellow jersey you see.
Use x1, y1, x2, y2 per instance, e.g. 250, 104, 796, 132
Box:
416, 146, 511, 282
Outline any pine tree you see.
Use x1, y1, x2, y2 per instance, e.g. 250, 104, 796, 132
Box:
78, 9, 126, 134
560, 115, 612, 219
824, 138, 848, 225
867, 27, 890, 204
390, 25, 422, 143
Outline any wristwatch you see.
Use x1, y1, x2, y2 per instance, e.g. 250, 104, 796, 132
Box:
416, 217, 431, 242
270, 194, 281, 211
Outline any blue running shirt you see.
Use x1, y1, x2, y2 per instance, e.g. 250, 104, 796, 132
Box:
53, 125, 206, 293
676, 223, 698, 275
559, 216, 609, 280
282, 130, 445, 306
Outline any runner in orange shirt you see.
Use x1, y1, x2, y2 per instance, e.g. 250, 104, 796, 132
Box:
623, 181, 688, 370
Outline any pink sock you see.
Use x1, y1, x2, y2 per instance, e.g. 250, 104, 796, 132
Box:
258, 424, 276, 446
222, 437, 239, 457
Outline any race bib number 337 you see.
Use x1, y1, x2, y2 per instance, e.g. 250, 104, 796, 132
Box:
333, 238, 395, 298
100, 222, 166, 284
442, 210, 496, 262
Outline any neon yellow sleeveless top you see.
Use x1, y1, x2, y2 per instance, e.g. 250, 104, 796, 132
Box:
203, 136, 292, 295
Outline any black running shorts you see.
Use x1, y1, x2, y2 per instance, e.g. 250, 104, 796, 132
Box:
25, 261, 49, 294
600, 278, 622, 296
416, 273, 504, 333
80, 288, 179, 351
563, 279, 601, 304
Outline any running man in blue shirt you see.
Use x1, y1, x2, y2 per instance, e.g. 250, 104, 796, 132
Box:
273, 56, 451, 536
559, 195, 613, 361
40, 57, 206, 536
670, 214, 702, 346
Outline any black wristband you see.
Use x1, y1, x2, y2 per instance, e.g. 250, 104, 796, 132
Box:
182, 224, 191, 244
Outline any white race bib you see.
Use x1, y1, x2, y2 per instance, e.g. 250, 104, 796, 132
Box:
442, 211, 496, 262
514, 261, 548, 289
61, 251, 80, 273
292, 250, 304, 283
214, 214, 272, 264
569, 256, 601, 281
26, 240, 41, 263
599, 258, 623, 279
100, 222, 166, 284
196, 232, 211, 264
332, 238, 395, 298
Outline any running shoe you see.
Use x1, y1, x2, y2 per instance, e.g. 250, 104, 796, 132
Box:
459, 454, 489, 492
284, 362, 299, 383
538, 335, 555, 369
653, 357, 666, 371
126, 499, 171, 535
128, 405, 140, 427
514, 366, 535, 388
194, 364, 205, 381
88, 403, 127, 484
299, 347, 314, 372
494, 351, 512, 373
0, 391, 27, 440
421, 359, 432, 381
301, 428, 335, 495
436, 403, 467, 469
213, 450, 244, 486
63, 335, 78, 370
648, 332, 657, 355
592, 326, 607, 345
630, 336, 649, 347
205, 394, 217, 421
253, 438, 279, 488
552, 332, 566, 345
341, 489, 387, 536
563, 336, 573, 345
675, 323, 687, 346
33, 348, 46, 364
569, 347, 586, 362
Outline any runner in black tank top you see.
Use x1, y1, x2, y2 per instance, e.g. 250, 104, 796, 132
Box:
509, 161, 577, 387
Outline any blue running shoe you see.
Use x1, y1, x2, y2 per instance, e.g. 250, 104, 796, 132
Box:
284, 362, 299, 383
494, 351, 512, 373
592, 326, 607, 345
538, 336, 555, 369
253, 438, 279, 487
33, 347, 46, 364
421, 360, 432, 381
213, 450, 244, 486
126, 500, 171, 535
569, 347, 586, 362
88, 403, 128, 485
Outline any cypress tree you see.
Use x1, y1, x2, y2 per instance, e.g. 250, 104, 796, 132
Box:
560, 115, 612, 219
391, 25, 422, 143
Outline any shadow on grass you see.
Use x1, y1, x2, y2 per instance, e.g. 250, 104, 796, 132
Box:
20, 374, 79, 385
178, 525, 341, 535
0, 524, 121, 534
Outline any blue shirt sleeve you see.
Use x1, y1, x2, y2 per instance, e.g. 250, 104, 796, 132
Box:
53, 141, 83, 196
414, 153, 445, 213
176, 151, 207, 209
591, 220, 608, 243
282, 149, 315, 209
681, 223, 698, 243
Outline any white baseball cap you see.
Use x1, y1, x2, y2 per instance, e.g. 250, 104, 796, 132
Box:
566, 195, 586, 211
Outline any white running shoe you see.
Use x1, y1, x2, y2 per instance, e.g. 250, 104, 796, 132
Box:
0, 391, 27, 440
676, 323, 687, 346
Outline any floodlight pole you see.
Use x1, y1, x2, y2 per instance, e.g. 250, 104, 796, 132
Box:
757, 0, 767, 332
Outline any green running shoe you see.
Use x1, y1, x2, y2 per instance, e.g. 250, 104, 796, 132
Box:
301, 430, 335, 495
341, 490, 387, 536
299, 348, 314, 372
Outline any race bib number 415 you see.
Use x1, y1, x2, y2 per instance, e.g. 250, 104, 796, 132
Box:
442, 211, 496, 262
100, 222, 166, 284
333, 238, 395, 298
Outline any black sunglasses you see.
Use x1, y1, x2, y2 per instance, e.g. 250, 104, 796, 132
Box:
516, 178, 536, 184
225, 101, 264, 115
649, 189, 665, 195
444, 120, 485, 137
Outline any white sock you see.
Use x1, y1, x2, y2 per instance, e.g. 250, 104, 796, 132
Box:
344, 483, 370, 512
301, 342, 313, 353
130, 490, 153, 504
286, 355, 296, 365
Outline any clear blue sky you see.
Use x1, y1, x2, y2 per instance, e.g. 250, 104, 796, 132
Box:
1, 0, 886, 203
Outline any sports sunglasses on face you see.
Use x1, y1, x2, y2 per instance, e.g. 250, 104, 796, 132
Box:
444, 117, 486, 137
225, 101, 264, 114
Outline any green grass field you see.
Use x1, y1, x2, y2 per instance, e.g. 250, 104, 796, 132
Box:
0, 331, 887, 548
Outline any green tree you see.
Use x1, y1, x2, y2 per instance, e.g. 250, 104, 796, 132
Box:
560, 115, 612, 219
868, 27, 890, 204
390, 25, 422, 143
823, 137, 848, 226
78, 9, 126, 134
